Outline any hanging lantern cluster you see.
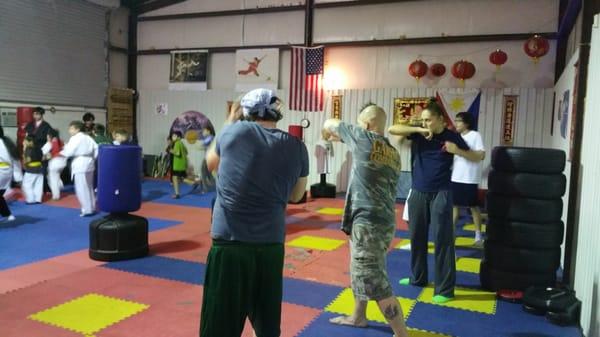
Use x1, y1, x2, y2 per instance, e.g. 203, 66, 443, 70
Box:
408, 59, 428, 83
451, 60, 476, 85
524, 35, 550, 63
405, 34, 548, 84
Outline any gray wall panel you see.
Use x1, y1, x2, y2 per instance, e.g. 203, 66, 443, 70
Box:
0, 0, 108, 107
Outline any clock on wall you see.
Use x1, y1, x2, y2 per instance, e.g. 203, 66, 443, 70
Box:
300, 118, 311, 128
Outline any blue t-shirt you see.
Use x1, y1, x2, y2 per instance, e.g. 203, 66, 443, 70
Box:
211, 121, 309, 243
409, 129, 469, 192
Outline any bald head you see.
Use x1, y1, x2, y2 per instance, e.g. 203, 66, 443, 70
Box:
358, 104, 387, 134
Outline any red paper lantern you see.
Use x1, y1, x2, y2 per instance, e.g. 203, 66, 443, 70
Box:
489, 49, 508, 70
408, 60, 428, 82
451, 60, 476, 84
524, 35, 550, 63
430, 63, 446, 77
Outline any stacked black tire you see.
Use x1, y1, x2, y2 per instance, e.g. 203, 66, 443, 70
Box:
480, 146, 567, 291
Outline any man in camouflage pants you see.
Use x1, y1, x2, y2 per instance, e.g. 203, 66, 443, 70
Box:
322, 104, 409, 337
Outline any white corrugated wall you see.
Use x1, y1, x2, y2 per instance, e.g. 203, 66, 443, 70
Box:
574, 14, 600, 337
138, 87, 553, 191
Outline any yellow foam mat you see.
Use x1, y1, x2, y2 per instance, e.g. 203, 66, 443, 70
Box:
393, 239, 435, 254
286, 235, 346, 251
29, 293, 148, 336
455, 237, 481, 248
418, 286, 496, 314
463, 223, 486, 232
316, 207, 344, 215
456, 257, 481, 274
325, 288, 416, 323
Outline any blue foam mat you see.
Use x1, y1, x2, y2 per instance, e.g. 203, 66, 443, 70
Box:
103, 255, 206, 285
141, 179, 215, 207
283, 278, 343, 309
407, 300, 582, 337
0, 202, 179, 270
299, 311, 392, 337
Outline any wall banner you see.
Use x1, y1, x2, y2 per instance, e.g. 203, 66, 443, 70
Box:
501, 95, 518, 146
331, 95, 342, 119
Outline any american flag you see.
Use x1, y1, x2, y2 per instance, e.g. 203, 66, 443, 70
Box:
289, 46, 324, 112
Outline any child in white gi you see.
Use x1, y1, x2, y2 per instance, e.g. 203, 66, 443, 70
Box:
42, 129, 66, 200
60, 121, 98, 216
22, 136, 44, 204
0, 126, 22, 220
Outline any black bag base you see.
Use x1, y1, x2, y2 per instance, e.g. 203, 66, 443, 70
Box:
89, 213, 149, 262
522, 286, 582, 326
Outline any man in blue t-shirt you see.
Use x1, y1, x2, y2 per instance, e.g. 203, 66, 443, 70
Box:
388, 99, 482, 303
199, 88, 308, 337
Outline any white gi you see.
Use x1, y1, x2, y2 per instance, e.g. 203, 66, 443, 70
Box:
0, 141, 22, 217
22, 148, 44, 204
60, 132, 98, 216
0, 142, 23, 191
41, 142, 67, 200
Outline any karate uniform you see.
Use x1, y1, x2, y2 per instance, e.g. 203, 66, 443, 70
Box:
0, 141, 22, 217
60, 132, 98, 216
23, 147, 44, 204
42, 138, 67, 200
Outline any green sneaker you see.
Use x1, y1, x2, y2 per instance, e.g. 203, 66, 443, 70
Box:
399, 278, 411, 285
432, 295, 454, 304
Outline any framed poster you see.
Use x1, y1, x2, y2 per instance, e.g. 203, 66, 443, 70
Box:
393, 97, 428, 125
169, 50, 208, 91
235, 48, 279, 92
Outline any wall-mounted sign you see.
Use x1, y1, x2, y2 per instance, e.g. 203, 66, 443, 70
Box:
393, 97, 428, 125
331, 95, 342, 119
501, 95, 518, 146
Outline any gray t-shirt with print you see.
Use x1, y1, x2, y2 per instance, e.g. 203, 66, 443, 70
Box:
337, 122, 401, 234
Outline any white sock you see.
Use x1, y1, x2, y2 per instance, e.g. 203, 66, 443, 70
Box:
475, 231, 482, 241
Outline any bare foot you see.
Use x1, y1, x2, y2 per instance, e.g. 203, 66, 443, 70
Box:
329, 315, 368, 328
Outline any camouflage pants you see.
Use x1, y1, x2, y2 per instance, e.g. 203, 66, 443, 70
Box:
350, 223, 395, 301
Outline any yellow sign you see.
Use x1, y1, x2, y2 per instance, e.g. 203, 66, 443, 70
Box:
393, 97, 429, 125
331, 95, 342, 119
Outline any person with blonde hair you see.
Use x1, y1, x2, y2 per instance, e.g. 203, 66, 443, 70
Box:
322, 103, 409, 337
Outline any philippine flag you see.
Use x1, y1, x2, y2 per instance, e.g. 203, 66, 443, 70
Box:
436, 89, 482, 130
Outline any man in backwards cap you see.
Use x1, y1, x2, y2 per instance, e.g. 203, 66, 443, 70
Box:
199, 88, 308, 337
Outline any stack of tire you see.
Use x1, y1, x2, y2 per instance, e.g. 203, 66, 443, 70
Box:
480, 146, 566, 291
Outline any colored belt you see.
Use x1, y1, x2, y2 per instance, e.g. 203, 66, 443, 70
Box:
0, 162, 9, 168
27, 161, 42, 168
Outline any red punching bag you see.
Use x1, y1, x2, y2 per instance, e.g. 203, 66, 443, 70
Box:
17, 107, 34, 156
288, 125, 303, 140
